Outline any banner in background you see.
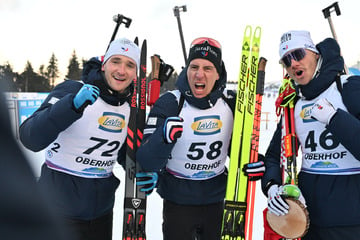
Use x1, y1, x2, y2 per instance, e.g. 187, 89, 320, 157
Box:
6, 92, 49, 125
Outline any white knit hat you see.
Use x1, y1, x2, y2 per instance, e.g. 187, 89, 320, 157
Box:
279, 30, 319, 59
103, 38, 140, 68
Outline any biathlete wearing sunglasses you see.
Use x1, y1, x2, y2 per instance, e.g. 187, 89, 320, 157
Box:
136, 37, 236, 240
260, 30, 360, 240
280, 48, 307, 68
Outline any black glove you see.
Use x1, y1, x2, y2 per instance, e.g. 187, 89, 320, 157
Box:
163, 117, 183, 144
242, 154, 265, 181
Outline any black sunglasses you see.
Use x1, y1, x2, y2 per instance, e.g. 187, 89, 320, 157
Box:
281, 48, 306, 67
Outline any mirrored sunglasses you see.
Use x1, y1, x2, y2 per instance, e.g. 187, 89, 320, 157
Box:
190, 37, 222, 49
281, 48, 306, 67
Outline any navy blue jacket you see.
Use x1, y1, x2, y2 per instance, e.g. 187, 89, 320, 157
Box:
136, 63, 236, 205
19, 57, 129, 220
261, 38, 360, 227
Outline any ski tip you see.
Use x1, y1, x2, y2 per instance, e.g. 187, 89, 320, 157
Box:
254, 26, 262, 38
244, 25, 252, 36
134, 36, 139, 46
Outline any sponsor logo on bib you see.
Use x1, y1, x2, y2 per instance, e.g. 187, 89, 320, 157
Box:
98, 112, 126, 132
191, 115, 222, 135
300, 103, 315, 123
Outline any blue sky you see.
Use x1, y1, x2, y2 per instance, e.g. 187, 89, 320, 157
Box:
1, 0, 359, 83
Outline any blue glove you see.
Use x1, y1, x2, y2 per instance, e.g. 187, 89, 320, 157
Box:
73, 84, 100, 112
163, 116, 183, 144
136, 172, 158, 196
242, 154, 265, 181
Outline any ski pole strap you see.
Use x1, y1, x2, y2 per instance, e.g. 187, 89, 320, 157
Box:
275, 77, 296, 116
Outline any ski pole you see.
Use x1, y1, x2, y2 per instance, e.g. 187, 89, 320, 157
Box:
275, 76, 297, 184
173, 5, 188, 65
286, 102, 298, 185
322, 2, 348, 74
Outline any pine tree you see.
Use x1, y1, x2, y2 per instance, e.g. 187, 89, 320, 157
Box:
65, 50, 82, 80
0, 62, 17, 91
18, 61, 51, 92
39, 64, 46, 77
19, 61, 35, 92
46, 53, 59, 88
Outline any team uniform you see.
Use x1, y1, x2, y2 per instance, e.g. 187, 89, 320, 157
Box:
262, 38, 360, 239
19, 57, 130, 240
136, 62, 236, 239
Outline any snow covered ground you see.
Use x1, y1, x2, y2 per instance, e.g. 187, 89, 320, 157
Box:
16, 91, 280, 239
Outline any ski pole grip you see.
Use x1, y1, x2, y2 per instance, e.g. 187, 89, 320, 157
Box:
147, 55, 162, 106
256, 57, 267, 95
150, 55, 161, 80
